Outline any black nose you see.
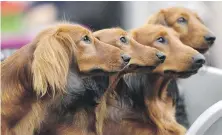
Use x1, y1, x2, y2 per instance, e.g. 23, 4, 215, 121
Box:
156, 52, 166, 63
121, 54, 131, 63
192, 54, 205, 69
204, 34, 216, 46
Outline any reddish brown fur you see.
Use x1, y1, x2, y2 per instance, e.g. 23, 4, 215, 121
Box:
1, 24, 125, 135
143, 77, 186, 135
145, 7, 215, 134
53, 25, 200, 135
129, 24, 203, 135
147, 7, 215, 53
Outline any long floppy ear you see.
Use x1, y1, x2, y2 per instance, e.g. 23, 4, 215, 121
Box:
147, 10, 167, 26
93, 31, 101, 40
32, 30, 74, 97
129, 30, 137, 41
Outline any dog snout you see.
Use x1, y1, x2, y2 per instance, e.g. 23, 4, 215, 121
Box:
191, 54, 205, 70
204, 33, 216, 46
121, 54, 131, 64
156, 52, 166, 63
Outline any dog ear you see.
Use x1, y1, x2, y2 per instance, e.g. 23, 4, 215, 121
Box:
147, 10, 167, 26
93, 31, 103, 40
129, 30, 137, 41
32, 29, 74, 97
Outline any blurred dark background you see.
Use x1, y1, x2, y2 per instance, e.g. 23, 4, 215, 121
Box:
28, 1, 123, 30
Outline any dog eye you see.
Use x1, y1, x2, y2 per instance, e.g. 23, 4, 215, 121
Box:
177, 17, 187, 23
156, 37, 166, 44
82, 35, 91, 43
120, 36, 128, 44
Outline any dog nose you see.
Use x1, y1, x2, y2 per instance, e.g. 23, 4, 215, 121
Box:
204, 34, 216, 46
192, 54, 205, 69
121, 54, 131, 63
156, 52, 166, 63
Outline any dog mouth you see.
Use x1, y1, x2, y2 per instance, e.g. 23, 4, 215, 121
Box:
84, 68, 117, 76
125, 64, 156, 73
195, 48, 209, 54
164, 69, 198, 78
83, 63, 157, 75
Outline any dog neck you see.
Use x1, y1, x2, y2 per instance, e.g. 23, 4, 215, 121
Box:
147, 74, 172, 99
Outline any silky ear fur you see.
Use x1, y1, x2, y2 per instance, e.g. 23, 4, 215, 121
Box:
32, 29, 75, 97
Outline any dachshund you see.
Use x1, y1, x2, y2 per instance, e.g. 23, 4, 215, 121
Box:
121, 24, 205, 135
147, 7, 216, 128
35, 27, 165, 135
1, 23, 128, 135
147, 7, 216, 54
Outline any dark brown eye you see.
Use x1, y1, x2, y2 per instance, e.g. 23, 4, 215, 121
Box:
82, 35, 91, 43
177, 17, 187, 24
156, 37, 166, 44
120, 36, 128, 44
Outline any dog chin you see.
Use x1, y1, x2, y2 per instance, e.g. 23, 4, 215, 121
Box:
82, 68, 117, 76
163, 70, 198, 78
195, 47, 209, 54
125, 64, 156, 73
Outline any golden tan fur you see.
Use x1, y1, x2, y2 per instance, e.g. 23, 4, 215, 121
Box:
129, 24, 203, 135
1, 23, 125, 135
145, 7, 215, 134
147, 7, 215, 53
144, 77, 186, 135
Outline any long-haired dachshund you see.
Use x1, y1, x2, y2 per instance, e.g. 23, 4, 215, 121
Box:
147, 7, 216, 128
147, 7, 216, 54
1, 24, 128, 135
125, 24, 205, 135
35, 27, 165, 135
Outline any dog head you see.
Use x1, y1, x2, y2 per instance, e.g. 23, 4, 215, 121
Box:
93, 28, 166, 73
131, 24, 205, 78
147, 7, 216, 53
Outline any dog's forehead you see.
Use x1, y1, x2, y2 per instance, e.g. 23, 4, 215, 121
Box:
71, 26, 91, 35
55, 24, 91, 37
113, 28, 127, 36
167, 7, 196, 17
144, 24, 168, 34
99, 28, 127, 39
102, 28, 127, 39
167, 28, 180, 37
148, 25, 179, 38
